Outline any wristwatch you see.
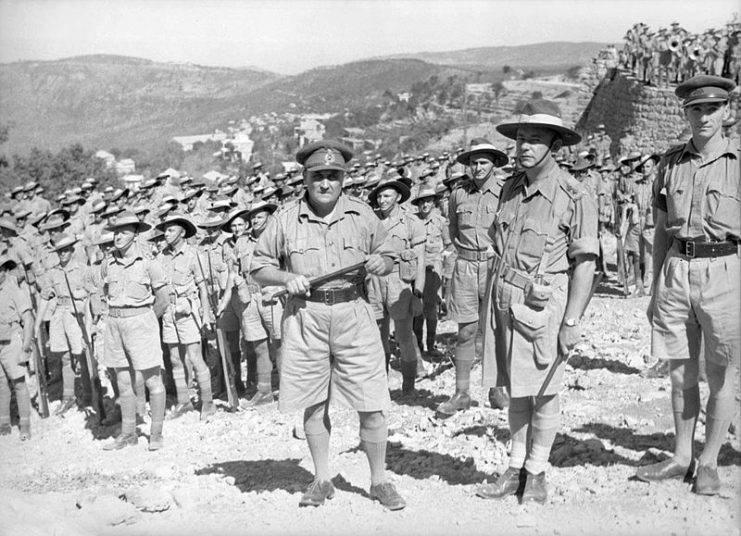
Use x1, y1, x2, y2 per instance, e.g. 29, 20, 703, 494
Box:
563, 317, 579, 327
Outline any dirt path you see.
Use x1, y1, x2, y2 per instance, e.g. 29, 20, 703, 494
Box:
1, 285, 739, 536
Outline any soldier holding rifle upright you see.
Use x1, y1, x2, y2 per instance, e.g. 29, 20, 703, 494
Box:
478, 100, 598, 504
251, 140, 406, 511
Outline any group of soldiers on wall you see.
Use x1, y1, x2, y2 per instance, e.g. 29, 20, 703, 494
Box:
0, 71, 738, 510
620, 19, 741, 86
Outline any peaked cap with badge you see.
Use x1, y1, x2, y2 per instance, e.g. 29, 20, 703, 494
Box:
296, 140, 354, 172
675, 75, 736, 107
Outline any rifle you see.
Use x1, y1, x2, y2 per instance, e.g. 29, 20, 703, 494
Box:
62, 270, 106, 421
267, 261, 367, 301
536, 271, 604, 398
614, 198, 630, 296
22, 268, 50, 419
197, 250, 238, 411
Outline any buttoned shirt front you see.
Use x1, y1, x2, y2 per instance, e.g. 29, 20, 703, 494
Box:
449, 174, 503, 252
654, 137, 740, 241
492, 166, 599, 276
159, 243, 203, 298
416, 210, 449, 267
102, 246, 166, 307
252, 194, 395, 290
40, 261, 93, 306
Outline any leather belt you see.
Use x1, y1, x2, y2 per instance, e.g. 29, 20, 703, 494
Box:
108, 306, 151, 318
301, 284, 365, 305
456, 248, 494, 262
675, 238, 739, 258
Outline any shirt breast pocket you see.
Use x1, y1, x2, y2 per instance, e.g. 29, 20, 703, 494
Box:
517, 218, 549, 273
706, 184, 740, 229
456, 207, 476, 229
666, 183, 686, 222
342, 237, 366, 266
287, 237, 323, 276
126, 266, 151, 302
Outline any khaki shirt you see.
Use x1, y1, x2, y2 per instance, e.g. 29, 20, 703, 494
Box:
251, 194, 395, 290
234, 233, 261, 287
39, 261, 93, 306
0, 277, 31, 341
654, 138, 740, 241
449, 175, 503, 253
416, 210, 450, 267
159, 243, 204, 298
101, 246, 166, 307
492, 167, 599, 275
198, 234, 229, 292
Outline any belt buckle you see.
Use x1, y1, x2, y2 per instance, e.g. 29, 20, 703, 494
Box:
322, 290, 335, 306
685, 241, 695, 258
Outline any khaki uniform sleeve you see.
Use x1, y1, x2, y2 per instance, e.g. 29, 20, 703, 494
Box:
251, 216, 283, 273
653, 155, 668, 214
409, 217, 426, 247
567, 192, 600, 259
147, 258, 167, 290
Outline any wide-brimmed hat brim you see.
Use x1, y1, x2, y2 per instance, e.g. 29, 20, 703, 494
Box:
221, 208, 252, 231
105, 220, 151, 233
496, 118, 581, 147
411, 190, 441, 204
53, 238, 79, 252
246, 203, 278, 220
369, 180, 411, 205
456, 146, 508, 168
155, 217, 198, 239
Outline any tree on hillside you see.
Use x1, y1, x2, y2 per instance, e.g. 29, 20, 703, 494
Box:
502, 65, 512, 75
2, 143, 117, 197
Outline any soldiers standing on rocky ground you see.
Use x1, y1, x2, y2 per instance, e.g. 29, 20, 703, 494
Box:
639, 75, 740, 496
366, 174, 427, 394
437, 138, 510, 419
100, 211, 169, 451
478, 99, 598, 504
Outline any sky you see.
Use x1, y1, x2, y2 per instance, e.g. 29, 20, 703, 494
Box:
0, 0, 738, 74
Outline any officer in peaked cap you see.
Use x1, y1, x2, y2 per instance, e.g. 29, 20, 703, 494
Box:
638, 75, 740, 496
250, 139, 406, 510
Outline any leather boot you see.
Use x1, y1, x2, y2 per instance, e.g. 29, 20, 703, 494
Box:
299, 479, 335, 507
436, 392, 471, 418
477, 467, 526, 499
521, 471, 548, 504
103, 433, 138, 451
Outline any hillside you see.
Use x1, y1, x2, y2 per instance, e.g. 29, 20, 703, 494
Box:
379, 41, 611, 71
0, 44, 603, 156
0, 55, 280, 154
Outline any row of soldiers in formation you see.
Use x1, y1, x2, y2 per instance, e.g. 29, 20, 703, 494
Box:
0, 76, 738, 509
619, 20, 741, 86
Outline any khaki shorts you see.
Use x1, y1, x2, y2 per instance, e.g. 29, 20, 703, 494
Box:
105, 309, 164, 371
0, 334, 25, 381
489, 274, 569, 398
48, 309, 84, 354
162, 298, 202, 345
240, 294, 283, 342
652, 247, 740, 366
279, 297, 390, 413
449, 257, 492, 324
368, 274, 413, 320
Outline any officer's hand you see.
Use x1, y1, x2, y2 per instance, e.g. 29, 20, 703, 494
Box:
558, 324, 581, 356
22, 339, 33, 354
286, 274, 311, 296
364, 254, 387, 276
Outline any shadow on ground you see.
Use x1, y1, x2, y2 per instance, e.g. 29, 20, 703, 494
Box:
574, 422, 741, 467
385, 443, 488, 485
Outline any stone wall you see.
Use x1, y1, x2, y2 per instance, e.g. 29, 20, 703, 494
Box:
575, 59, 740, 158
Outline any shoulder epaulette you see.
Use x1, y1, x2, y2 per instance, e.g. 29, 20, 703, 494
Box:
664, 143, 684, 156
273, 199, 300, 218
557, 171, 585, 201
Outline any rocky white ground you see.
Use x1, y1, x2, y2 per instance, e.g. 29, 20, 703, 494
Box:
1, 278, 740, 536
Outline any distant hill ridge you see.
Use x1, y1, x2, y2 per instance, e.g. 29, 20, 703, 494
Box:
0, 43, 606, 155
